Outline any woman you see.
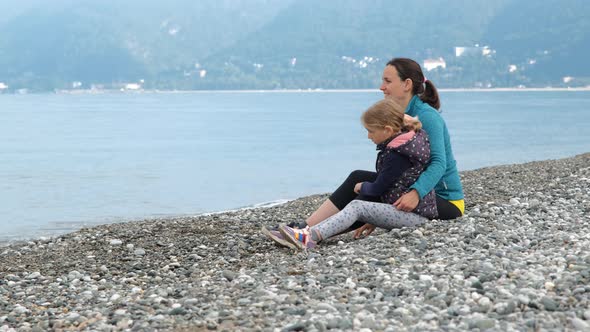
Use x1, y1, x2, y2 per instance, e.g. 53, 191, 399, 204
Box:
264, 58, 464, 241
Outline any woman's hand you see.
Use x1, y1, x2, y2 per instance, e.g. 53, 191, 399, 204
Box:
393, 189, 420, 212
354, 182, 363, 194
354, 224, 376, 239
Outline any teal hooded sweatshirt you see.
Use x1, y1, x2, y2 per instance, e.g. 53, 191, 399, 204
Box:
405, 95, 464, 201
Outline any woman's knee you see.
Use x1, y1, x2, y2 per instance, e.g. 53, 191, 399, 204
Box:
347, 170, 369, 183
330, 170, 376, 211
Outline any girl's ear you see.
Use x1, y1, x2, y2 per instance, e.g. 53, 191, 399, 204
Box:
383, 125, 395, 135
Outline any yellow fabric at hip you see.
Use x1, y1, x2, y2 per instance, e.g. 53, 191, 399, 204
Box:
449, 199, 465, 215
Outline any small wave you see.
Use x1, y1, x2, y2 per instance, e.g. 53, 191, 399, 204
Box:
250, 199, 292, 208
198, 198, 292, 216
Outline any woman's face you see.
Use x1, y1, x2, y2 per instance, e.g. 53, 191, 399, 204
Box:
380, 65, 411, 103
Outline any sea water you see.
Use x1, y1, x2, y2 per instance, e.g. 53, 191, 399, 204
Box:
1, 90, 589, 241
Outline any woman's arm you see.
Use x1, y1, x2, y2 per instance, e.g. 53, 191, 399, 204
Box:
410, 112, 446, 198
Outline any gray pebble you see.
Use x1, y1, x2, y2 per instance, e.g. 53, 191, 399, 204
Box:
281, 322, 306, 332
222, 270, 237, 281
571, 318, 589, 331
169, 307, 187, 315
473, 318, 496, 330
541, 296, 558, 311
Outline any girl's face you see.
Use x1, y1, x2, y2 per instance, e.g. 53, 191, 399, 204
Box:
365, 125, 394, 145
380, 65, 412, 104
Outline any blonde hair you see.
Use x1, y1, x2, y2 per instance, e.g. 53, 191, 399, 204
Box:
361, 99, 422, 132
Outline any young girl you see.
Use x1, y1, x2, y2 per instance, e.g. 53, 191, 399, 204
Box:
268, 98, 438, 249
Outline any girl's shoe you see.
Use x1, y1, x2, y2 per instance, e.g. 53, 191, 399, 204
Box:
261, 226, 296, 249
279, 225, 318, 250
267, 220, 308, 231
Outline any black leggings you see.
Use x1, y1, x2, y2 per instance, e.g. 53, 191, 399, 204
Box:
328, 170, 462, 230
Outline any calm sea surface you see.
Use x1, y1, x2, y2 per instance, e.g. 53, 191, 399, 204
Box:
1, 90, 589, 241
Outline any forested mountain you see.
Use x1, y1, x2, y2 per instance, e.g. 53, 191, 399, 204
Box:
0, 0, 588, 92
481, 0, 590, 84
0, 0, 293, 91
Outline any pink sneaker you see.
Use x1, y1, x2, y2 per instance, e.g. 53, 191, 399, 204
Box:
279, 225, 318, 249
261, 226, 296, 249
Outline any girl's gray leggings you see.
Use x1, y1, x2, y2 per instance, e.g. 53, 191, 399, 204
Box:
312, 200, 428, 240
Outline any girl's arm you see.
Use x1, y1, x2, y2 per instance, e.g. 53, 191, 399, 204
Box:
359, 152, 411, 197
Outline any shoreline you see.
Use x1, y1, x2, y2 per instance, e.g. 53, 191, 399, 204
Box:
2, 86, 589, 96
1, 152, 589, 330
61, 86, 590, 94
0, 199, 295, 246
149, 87, 590, 93
1, 152, 588, 245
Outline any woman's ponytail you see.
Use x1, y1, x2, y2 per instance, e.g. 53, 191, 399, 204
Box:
421, 80, 440, 110
387, 58, 441, 110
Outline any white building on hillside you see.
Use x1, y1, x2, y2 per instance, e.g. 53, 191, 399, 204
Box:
455, 45, 494, 57
508, 65, 518, 73
423, 58, 446, 71
124, 83, 142, 90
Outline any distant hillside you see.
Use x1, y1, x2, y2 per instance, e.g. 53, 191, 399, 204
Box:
481, 0, 590, 83
216, 0, 508, 59
0, 0, 588, 92
196, 0, 513, 89
0, 0, 293, 90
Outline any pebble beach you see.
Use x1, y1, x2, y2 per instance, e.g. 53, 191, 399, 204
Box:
1, 153, 589, 331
